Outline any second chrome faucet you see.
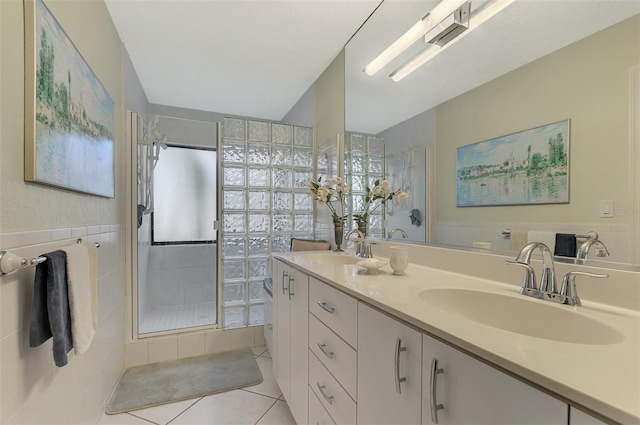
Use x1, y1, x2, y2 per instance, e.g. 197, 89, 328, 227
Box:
506, 242, 608, 306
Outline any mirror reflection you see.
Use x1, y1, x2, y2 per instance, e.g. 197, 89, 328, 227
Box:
345, 0, 640, 264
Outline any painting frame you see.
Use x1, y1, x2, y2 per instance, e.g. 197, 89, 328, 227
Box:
24, 0, 115, 198
456, 119, 570, 207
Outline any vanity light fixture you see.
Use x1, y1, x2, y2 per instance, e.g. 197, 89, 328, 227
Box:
363, 0, 468, 77
390, 0, 516, 82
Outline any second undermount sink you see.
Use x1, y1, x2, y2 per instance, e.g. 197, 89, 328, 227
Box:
303, 253, 360, 265
418, 288, 623, 345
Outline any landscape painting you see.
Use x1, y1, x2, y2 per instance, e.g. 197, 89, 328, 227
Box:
25, 0, 115, 197
456, 120, 570, 207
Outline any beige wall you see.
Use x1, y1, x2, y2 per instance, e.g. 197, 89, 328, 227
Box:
0, 1, 129, 423
315, 50, 345, 163
1, 0, 124, 231
436, 15, 640, 226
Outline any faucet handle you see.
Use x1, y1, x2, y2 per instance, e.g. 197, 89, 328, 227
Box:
559, 271, 608, 306
505, 261, 537, 294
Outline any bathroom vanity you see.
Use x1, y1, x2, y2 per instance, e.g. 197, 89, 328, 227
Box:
270, 243, 640, 425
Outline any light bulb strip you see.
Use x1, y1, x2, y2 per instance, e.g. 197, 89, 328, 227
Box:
363, 0, 468, 76
390, 0, 516, 82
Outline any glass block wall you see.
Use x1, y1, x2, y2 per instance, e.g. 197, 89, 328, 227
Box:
344, 132, 385, 238
221, 118, 314, 328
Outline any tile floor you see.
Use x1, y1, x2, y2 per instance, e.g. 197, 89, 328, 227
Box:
139, 302, 218, 334
98, 346, 294, 425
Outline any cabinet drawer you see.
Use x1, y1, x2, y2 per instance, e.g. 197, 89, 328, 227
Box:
309, 313, 357, 399
309, 350, 357, 425
309, 277, 358, 348
309, 387, 336, 425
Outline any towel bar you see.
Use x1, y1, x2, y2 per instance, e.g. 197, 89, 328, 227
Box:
0, 239, 100, 276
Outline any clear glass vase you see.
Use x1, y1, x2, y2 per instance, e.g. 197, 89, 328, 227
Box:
333, 219, 345, 252
356, 218, 368, 237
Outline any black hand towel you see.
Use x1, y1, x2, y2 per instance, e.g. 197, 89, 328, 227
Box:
29, 250, 73, 367
410, 209, 421, 227
554, 233, 577, 257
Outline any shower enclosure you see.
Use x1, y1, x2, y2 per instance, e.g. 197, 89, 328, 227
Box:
131, 112, 315, 335
133, 113, 219, 335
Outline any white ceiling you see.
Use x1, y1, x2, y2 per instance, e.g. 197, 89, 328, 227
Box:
105, 0, 381, 121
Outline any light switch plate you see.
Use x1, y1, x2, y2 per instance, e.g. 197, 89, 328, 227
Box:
600, 200, 614, 218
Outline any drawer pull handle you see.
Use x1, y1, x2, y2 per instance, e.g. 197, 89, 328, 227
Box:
317, 301, 334, 313
288, 275, 295, 300
430, 357, 444, 424
282, 271, 288, 294
267, 323, 272, 330
317, 342, 334, 359
316, 382, 334, 405
394, 337, 407, 394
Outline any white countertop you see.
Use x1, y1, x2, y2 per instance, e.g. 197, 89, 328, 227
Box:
273, 250, 640, 424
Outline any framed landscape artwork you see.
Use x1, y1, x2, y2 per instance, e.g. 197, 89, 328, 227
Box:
24, 0, 115, 197
456, 120, 570, 207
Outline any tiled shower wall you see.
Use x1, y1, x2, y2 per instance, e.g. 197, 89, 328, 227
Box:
0, 225, 125, 424
147, 244, 216, 308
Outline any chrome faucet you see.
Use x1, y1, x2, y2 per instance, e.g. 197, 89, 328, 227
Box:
576, 236, 610, 260
345, 229, 366, 257
507, 241, 557, 294
506, 241, 608, 306
387, 228, 408, 240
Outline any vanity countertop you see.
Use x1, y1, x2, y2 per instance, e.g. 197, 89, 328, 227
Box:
273, 250, 640, 424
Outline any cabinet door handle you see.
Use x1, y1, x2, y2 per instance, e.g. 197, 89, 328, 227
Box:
317, 342, 334, 359
316, 382, 334, 405
429, 357, 444, 424
282, 271, 289, 294
267, 323, 272, 330
316, 301, 334, 313
288, 276, 295, 300
394, 337, 407, 394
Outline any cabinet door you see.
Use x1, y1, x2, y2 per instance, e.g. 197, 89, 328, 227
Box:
357, 302, 422, 425
273, 259, 291, 401
422, 333, 567, 424
289, 268, 309, 424
569, 407, 607, 424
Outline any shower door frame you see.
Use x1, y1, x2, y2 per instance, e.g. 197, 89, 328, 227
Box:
127, 110, 222, 340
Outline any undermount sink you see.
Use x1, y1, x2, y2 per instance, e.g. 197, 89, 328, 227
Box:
418, 288, 623, 345
303, 254, 360, 265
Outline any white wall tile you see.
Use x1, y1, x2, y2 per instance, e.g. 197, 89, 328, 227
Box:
21, 229, 52, 246
87, 225, 100, 235
205, 330, 230, 354
51, 227, 72, 242
125, 341, 149, 368
148, 337, 178, 364
0, 232, 23, 249
177, 333, 205, 359
0, 272, 21, 338
230, 327, 255, 349
71, 226, 87, 238
254, 326, 266, 347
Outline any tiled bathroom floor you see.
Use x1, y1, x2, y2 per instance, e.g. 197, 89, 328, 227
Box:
98, 346, 294, 425
138, 302, 217, 334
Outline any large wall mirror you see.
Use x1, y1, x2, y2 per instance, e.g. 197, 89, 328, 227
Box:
345, 0, 640, 265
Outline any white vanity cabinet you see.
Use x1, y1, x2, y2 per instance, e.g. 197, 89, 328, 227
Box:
273, 259, 309, 425
421, 333, 567, 424
357, 302, 423, 425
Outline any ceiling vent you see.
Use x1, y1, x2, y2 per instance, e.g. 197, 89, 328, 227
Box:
425, 2, 470, 47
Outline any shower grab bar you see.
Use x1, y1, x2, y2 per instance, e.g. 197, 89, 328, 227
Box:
0, 238, 100, 276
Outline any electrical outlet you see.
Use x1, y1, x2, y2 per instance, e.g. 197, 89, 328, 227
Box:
600, 200, 614, 218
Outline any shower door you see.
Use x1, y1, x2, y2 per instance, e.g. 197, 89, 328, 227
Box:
134, 113, 219, 335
